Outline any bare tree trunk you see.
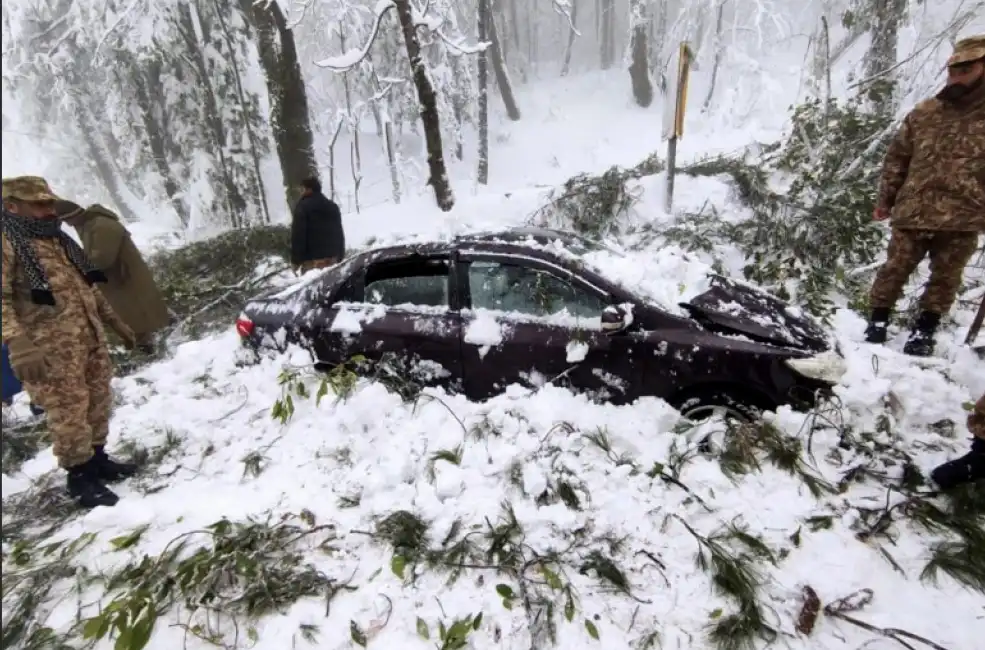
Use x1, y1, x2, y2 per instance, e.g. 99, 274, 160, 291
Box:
864, 0, 906, 115
489, 3, 522, 121
214, 2, 271, 224
651, 0, 669, 78
123, 56, 188, 226
243, 0, 319, 213
327, 117, 344, 201
393, 0, 454, 211
560, 0, 578, 76
599, 0, 616, 69
477, 0, 490, 184
701, 0, 726, 111
177, 4, 244, 227
628, 0, 653, 107
75, 108, 139, 224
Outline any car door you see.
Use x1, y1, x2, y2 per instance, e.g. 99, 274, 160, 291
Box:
458, 255, 644, 404
311, 254, 464, 393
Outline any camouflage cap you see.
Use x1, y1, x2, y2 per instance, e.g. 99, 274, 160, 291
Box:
1, 176, 60, 203
948, 35, 985, 66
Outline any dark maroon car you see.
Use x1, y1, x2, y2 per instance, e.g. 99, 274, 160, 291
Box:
236, 228, 846, 420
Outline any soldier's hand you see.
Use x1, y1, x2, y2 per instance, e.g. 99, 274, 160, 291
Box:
7, 337, 47, 384
873, 206, 890, 221
115, 325, 138, 350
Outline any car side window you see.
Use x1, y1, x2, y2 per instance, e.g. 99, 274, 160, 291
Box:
363, 257, 450, 307
468, 261, 605, 319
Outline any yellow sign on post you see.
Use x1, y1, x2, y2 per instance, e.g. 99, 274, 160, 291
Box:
674, 42, 692, 138
663, 41, 693, 213
661, 42, 693, 141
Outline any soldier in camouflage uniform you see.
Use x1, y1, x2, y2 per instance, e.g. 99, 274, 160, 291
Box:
931, 393, 985, 489
2, 176, 139, 508
865, 35, 985, 356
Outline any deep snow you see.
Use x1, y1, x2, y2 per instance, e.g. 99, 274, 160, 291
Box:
3, 66, 985, 650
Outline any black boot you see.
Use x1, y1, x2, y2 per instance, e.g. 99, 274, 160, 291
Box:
864, 307, 891, 344
92, 445, 138, 483
930, 438, 985, 490
67, 458, 119, 508
902, 311, 940, 357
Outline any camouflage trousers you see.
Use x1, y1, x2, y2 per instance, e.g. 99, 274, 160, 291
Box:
869, 229, 979, 315
298, 257, 338, 274
21, 331, 113, 468
970, 393, 985, 441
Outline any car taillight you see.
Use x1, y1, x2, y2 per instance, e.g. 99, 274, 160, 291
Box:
235, 314, 254, 338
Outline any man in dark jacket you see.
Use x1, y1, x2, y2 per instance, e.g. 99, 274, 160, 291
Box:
290, 177, 345, 273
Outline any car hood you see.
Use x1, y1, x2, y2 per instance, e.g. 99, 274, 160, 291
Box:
680, 274, 830, 352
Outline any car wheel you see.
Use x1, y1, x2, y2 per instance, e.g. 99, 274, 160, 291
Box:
672, 390, 769, 453
677, 392, 761, 424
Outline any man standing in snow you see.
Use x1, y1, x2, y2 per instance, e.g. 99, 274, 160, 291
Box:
864, 35, 985, 357
2, 176, 138, 508
290, 176, 345, 274
931, 393, 985, 489
56, 200, 171, 354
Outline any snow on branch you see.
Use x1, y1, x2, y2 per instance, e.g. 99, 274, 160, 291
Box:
552, 0, 581, 37
314, 0, 395, 71
315, 0, 488, 69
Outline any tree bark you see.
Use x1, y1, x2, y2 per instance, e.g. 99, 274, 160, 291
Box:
560, 0, 578, 76
214, 2, 271, 224
242, 0, 319, 213
864, 0, 906, 115
393, 0, 455, 211
702, 0, 726, 111
628, 0, 653, 107
477, 0, 490, 184
489, 1, 522, 121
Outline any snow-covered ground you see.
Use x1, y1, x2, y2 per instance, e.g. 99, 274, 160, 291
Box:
3, 69, 985, 650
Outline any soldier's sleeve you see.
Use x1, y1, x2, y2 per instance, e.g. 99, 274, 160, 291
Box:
83, 217, 125, 270
1, 235, 25, 341
92, 284, 126, 330
876, 113, 915, 210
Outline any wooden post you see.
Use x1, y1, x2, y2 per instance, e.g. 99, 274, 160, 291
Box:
662, 42, 692, 214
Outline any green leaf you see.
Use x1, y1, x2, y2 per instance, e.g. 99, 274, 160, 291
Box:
472, 612, 483, 630
564, 597, 575, 622
391, 554, 406, 579
502, 597, 513, 610
585, 619, 600, 640
129, 614, 155, 650
541, 565, 563, 590
110, 525, 149, 551
82, 616, 109, 639
350, 620, 367, 647
709, 608, 723, 619
316, 379, 330, 406
439, 620, 447, 641
495, 583, 514, 599
247, 626, 259, 642
416, 617, 429, 640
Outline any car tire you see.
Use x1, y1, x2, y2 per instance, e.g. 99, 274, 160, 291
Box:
675, 391, 763, 424
671, 389, 771, 453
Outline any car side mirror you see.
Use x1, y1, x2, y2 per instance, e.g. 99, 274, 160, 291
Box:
601, 304, 633, 333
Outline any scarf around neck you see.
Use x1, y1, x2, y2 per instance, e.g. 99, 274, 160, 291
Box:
1, 209, 107, 306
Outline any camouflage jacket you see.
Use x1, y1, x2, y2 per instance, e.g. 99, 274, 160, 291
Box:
1, 233, 125, 348
877, 85, 985, 232
970, 393, 985, 440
